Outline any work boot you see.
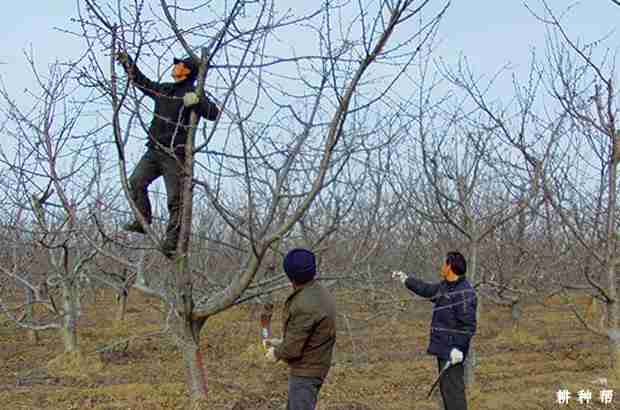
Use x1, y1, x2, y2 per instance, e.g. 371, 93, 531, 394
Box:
122, 221, 147, 234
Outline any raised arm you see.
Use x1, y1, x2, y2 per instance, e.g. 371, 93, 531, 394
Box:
404, 275, 440, 299
116, 52, 163, 99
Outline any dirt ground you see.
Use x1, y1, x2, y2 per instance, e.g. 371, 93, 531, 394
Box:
0, 288, 616, 409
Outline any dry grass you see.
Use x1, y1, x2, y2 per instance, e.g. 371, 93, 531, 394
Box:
0, 289, 616, 409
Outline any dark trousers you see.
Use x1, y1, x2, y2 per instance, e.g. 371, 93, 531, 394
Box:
128, 148, 185, 244
437, 358, 467, 410
287, 375, 323, 410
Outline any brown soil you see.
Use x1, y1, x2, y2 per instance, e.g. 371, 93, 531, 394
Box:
0, 289, 615, 409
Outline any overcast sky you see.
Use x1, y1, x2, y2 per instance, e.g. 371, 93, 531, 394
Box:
0, 1, 615, 206
0, 1, 618, 116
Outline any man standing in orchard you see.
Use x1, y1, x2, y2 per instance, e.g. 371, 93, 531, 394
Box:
115, 51, 220, 258
264, 248, 337, 410
393, 251, 477, 410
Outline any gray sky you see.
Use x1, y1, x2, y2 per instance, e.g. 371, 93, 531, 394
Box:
0, 1, 615, 213
1, 2, 81, 83
1, 1, 618, 99
436, 1, 619, 72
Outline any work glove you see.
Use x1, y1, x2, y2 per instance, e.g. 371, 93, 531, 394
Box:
262, 338, 282, 349
391, 270, 408, 284
183, 92, 200, 107
449, 348, 463, 365
265, 347, 277, 363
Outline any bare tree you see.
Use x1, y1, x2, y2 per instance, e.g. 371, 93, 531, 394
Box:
72, 0, 451, 405
0, 55, 104, 353
389, 37, 556, 386
528, 0, 620, 378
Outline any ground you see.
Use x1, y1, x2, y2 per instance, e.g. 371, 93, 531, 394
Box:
0, 288, 616, 409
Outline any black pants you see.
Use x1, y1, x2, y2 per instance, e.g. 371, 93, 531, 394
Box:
287, 375, 323, 410
128, 148, 184, 245
437, 358, 467, 410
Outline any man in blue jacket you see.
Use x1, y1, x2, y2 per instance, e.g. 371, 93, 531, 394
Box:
393, 251, 477, 410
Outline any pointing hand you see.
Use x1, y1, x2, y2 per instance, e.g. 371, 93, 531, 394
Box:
391, 270, 407, 284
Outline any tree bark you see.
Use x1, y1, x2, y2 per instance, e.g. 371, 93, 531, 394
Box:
116, 291, 128, 322
464, 242, 479, 386
606, 134, 619, 379
171, 48, 209, 406
258, 262, 276, 344
61, 284, 79, 352
511, 301, 521, 329
24, 286, 39, 343
175, 315, 208, 407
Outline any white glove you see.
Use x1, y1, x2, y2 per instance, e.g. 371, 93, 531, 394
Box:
449, 348, 463, 365
265, 347, 277, 363
262, 338, 282, 349
183, 92, 199, 107
391, 270, 407, 283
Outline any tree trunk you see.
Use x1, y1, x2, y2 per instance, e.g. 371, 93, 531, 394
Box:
174, 315, 208, 407
260, 303, 274, 343
610, 328, 620, 381
182, 342, 209, 405
172, 48, 210, 408
24, 286, 39, 343
464, 242, 479, 386
511, 300, 521, 330
606, 135, 619, 379
258, 263, 276, 344
116, 290, 128, 322
61, 284, 79, 352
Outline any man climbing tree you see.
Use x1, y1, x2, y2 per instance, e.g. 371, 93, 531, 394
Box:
115, 52, 220, 258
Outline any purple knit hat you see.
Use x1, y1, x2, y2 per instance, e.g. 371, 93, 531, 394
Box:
283, 248, 316, 284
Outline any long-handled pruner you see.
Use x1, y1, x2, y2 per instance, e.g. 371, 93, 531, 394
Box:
427, 360, 451, 399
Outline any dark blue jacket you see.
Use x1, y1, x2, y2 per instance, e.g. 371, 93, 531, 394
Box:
405, 275, 477, 360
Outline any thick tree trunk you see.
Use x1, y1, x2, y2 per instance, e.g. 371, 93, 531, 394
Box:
182, 341, 209, 404
259, 303, 274, 343
61, 284, 79, 352
171, 48, 210, 408
257, 263, 276, 344
174, 315, 208, 407
116, 291, 128, 322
